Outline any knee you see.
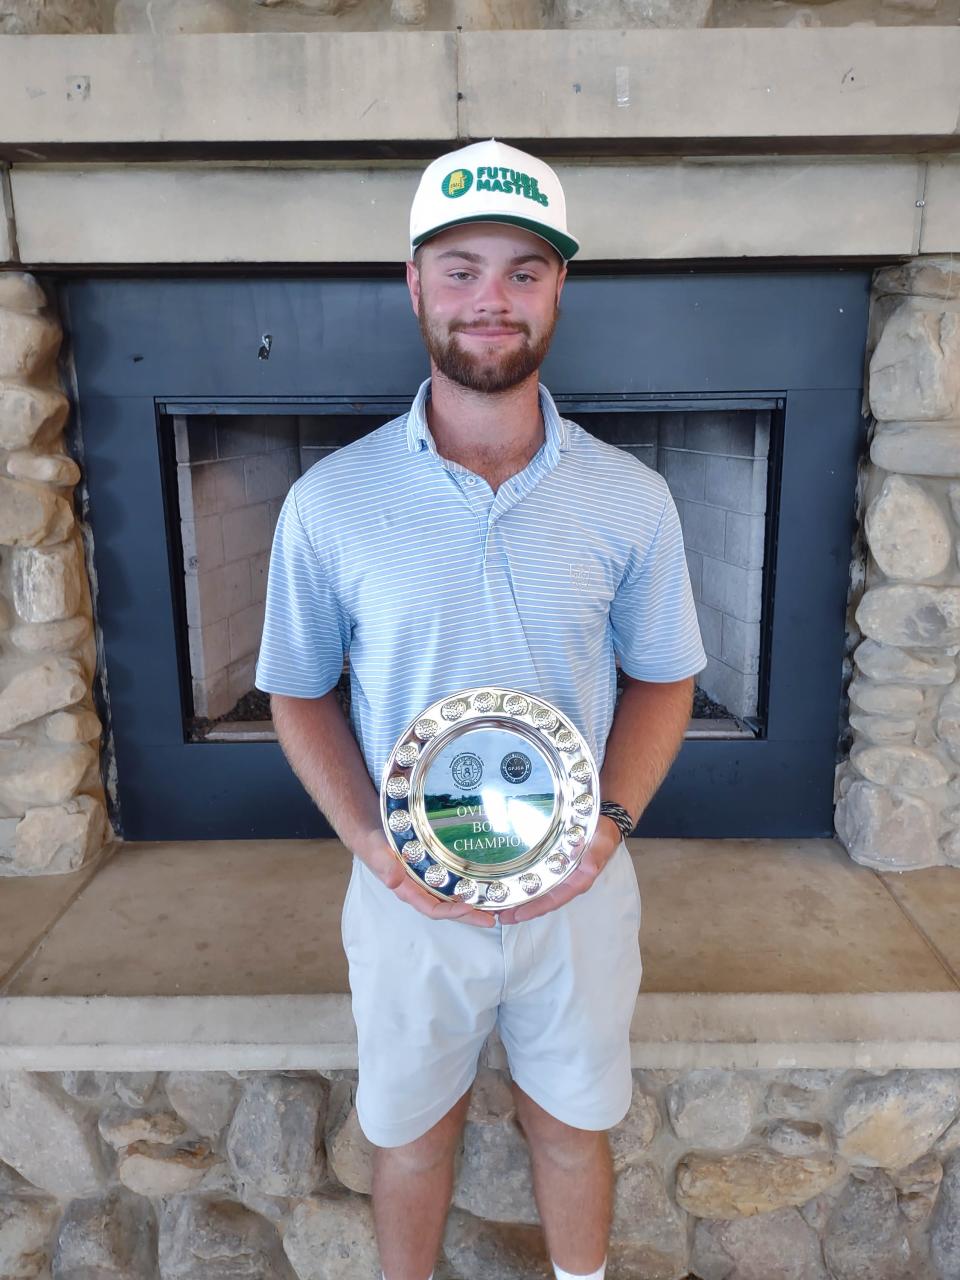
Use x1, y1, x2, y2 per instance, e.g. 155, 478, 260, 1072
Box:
525, 1121, 608, 1174
513, 1086, 608, 1172
374, 1093, 469, 1177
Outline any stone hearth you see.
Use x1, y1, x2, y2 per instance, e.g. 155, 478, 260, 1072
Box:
2, 837, 960, 1279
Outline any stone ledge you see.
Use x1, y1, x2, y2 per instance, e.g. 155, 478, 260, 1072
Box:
460, 28, 960, 147
2, 837, 959, 1072
4, 157, 932, 265
0, 32, 458, 155
0, 994, 359, 1070
1, 991, 960, 1072
0, 28, 958, 159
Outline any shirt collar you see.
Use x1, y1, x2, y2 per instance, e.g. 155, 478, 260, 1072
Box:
405, 376, 570, 460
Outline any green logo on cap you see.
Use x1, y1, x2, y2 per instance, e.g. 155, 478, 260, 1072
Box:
440, 165, 550, 208
441, 169, 473, 198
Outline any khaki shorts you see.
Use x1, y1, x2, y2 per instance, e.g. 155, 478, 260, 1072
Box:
341, 842, 643, 1148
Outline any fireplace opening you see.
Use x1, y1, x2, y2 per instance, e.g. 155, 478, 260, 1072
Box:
67, 271, 864, 838
169, 400, 777, 748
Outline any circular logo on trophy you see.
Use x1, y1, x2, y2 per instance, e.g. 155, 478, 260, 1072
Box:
451, 752, 483, 789
500, 751, 533, 785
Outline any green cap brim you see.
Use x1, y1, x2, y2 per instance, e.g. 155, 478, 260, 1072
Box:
412, 213, 579, 263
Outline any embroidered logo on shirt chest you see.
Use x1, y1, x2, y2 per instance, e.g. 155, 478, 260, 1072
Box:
570, 561, 598, 593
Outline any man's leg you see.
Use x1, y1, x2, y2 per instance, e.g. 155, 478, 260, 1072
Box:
496, 847, 641, 1275
372, 1087, 472, 1280
513, 1083, 612, 1277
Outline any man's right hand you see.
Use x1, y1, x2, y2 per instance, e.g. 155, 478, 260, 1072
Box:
357, 832, 496, 928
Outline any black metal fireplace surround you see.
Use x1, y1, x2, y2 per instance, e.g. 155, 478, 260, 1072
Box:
62, 270, 870, 840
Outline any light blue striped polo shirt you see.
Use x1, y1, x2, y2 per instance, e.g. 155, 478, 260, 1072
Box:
255, 378, 707, 785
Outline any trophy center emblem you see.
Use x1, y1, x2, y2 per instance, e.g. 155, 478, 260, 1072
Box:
451, 752, 483, 789
500, 751, 533, 785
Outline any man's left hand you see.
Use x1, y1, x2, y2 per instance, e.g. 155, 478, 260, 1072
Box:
495, 816, 623, 925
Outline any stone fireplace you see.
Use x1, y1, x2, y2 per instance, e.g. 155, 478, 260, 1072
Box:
2, 4, 960, 1279
57, 267, 864, 839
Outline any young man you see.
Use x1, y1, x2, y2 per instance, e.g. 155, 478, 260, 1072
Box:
255, 139, 706, 1280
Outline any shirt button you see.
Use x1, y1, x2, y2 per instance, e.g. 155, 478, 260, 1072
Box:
465, 477, 477, 487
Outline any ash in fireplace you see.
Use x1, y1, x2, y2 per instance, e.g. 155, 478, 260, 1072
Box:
187, 673, 351, 740
692, 686, 732, 720
189, 675, 731, 740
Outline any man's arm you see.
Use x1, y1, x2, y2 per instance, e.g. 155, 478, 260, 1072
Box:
596, 671, 695, 825
497, 672, 694, 924
270, 690, 494, 928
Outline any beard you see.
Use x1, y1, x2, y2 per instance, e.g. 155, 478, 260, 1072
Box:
417, 298, 559, 394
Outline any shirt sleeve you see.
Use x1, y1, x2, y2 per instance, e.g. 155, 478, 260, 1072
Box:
609, 486, 708, 682
254, 483, 351, 698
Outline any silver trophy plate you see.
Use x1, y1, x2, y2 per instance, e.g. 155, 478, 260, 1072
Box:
380, 687, 599, 911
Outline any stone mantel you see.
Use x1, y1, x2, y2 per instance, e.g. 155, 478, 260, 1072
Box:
4, 157, 949, 265
1, 27, 959, 267
0, 28, 958, 160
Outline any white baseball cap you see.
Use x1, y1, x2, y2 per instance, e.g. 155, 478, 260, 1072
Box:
409, 139, 579, 263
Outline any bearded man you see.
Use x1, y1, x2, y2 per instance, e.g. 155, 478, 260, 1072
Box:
255, 139, 706, 1280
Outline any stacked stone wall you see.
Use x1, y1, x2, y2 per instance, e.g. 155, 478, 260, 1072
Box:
1, 0, 958, 34
836, 257, 960, 871
2, 1065, 960, 1278
0, 273, 112, 875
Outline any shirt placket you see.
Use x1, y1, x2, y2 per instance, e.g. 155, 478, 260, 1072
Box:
462, 448, 557, 567
443, 460, 497, 563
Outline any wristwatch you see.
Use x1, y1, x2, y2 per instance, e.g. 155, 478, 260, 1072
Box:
599, 801, 635, 840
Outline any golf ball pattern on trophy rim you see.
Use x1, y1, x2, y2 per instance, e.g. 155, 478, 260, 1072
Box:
532, 705, 558, 731
388, 809, 412, 833
381, 687, 599, 910
402, 839, 427, 865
